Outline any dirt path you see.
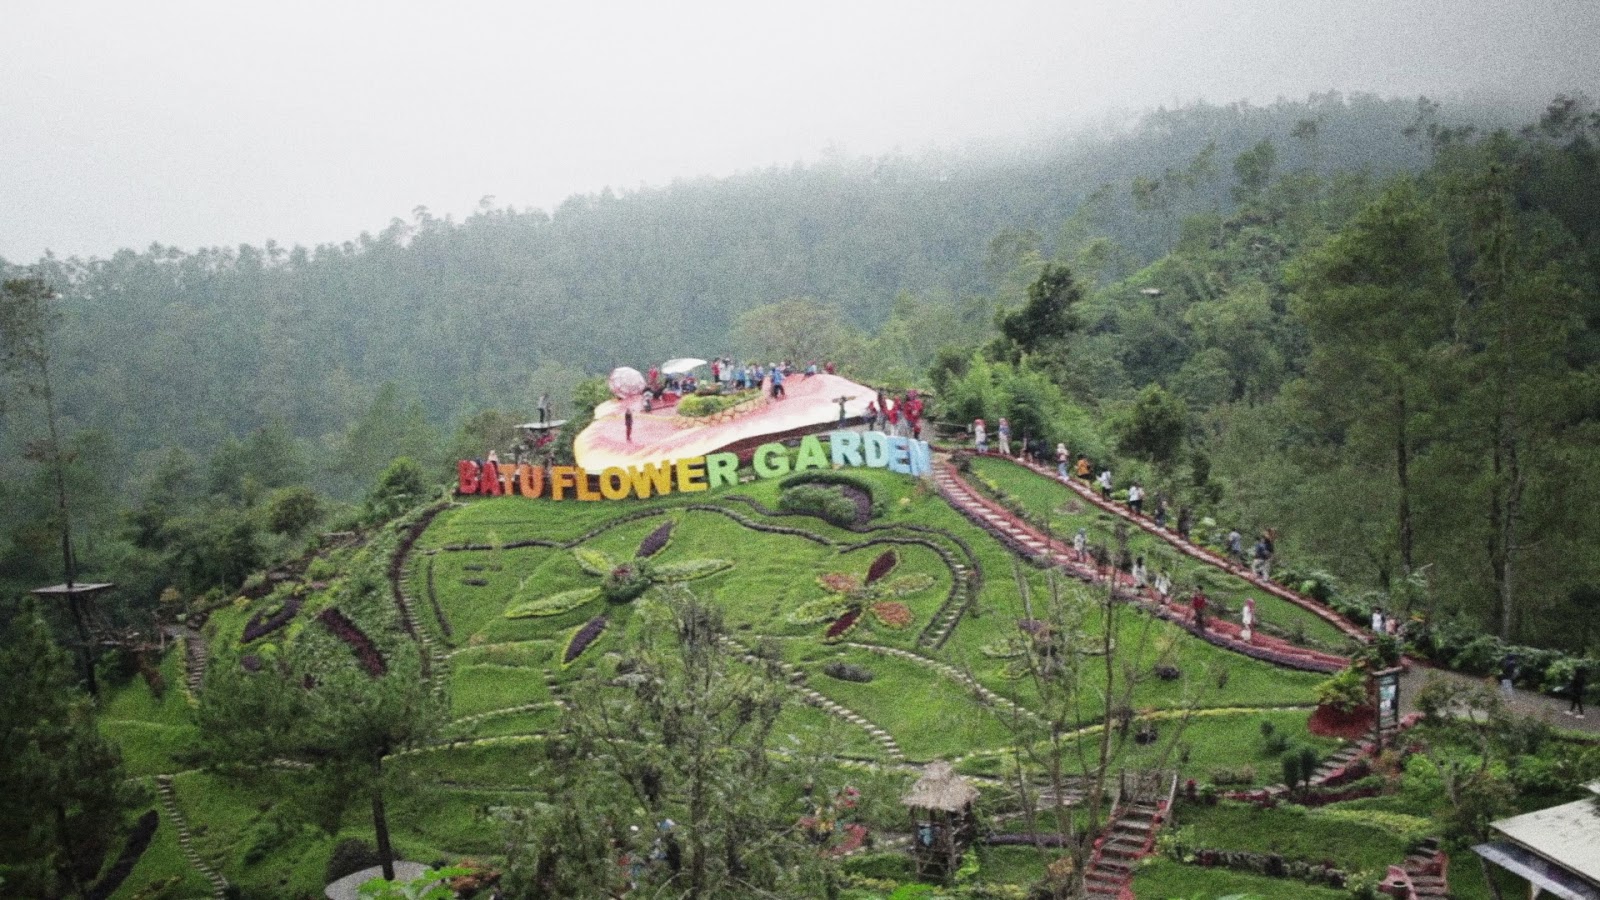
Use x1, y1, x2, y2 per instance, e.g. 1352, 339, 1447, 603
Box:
1399, 664, 1600, 733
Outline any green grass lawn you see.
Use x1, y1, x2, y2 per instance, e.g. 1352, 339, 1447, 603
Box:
1173, 799, 1410, 873
1131, 856, 1350, 900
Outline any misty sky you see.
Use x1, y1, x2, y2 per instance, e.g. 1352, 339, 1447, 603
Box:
2, 0, 1596, 261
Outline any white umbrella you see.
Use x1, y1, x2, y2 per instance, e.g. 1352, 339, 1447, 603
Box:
660, 358, 707, 375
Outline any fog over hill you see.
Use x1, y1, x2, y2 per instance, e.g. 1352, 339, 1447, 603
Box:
1, 0, 1594, 260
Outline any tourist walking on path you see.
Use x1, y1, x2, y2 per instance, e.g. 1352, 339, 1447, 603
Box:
997, 418, 1012, 456
1154, 569, 1172, 602
1072, 528, 1087, 563
1132, 556, 1148, 588
1127, 482, 1144, 516
1075, 455, 1091, 481
1371, 607, 1386, 635
1491, 656, 1516, 698
1569, 662, 1589, 718
1252, 537, 1269, 577
1056, 443, 1070, 479
973, 419, 988, 453
1177, 507, 1193, 541
1227, 529, 1244, 566
1241, 597, 1256, 643
1191, 588, 1209, 633
1097, 468, 1113, 500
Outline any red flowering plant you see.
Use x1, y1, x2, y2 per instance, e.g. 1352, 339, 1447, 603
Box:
503, 518, 733, 619
789, 549, 934, 640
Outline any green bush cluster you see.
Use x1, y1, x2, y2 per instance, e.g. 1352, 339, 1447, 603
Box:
675, 391, 750, 418
778, 485, 860, 527
1313, 667, 1368, 713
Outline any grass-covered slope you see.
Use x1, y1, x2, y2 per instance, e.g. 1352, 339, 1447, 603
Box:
95, 464, 1330, 898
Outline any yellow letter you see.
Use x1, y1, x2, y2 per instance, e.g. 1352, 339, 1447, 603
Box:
549, 466, 576, 500
628, 462, 674, 499
599, 468, 631, 500
574, 470, 601, 501
676, 457, 709, 492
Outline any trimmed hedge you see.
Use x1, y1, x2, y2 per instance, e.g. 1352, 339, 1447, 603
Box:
778, 485, 859, 528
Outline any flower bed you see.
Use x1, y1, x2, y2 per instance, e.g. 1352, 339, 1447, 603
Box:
563, 616, 608, 666
242, 595, 303, 644
636, 520, 674, 558
824, 608, 862, 642
85, 809, 160, 900
316, 608, 387, 676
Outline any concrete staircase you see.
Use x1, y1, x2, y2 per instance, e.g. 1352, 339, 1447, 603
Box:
1082, 774, 1178, 899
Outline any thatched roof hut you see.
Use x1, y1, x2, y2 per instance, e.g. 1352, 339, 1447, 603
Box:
902, 761, 979, 812
902, 761, 980, 880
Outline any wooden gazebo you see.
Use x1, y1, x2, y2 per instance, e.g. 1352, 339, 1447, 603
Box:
902, 760, 979, 880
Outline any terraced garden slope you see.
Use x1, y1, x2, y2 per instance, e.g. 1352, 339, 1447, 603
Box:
92, 465, 1340, 898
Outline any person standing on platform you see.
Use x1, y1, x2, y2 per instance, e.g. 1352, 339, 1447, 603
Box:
771, 365, 785, 399
624, 407, 634, 443
538, 393, 550, 425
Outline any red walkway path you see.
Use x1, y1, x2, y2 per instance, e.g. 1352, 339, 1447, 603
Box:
932, 458, 1356, 673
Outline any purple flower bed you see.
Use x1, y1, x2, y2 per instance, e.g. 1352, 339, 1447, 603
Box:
564, 616, 608, 666
1017, 619, 1049, 636
316, 608, 388, 676
242, 596, 303, 644
824, 608, 862, 641
241, 654, 263, 673
85, 809, 159, 900
636, 521, 674, 558
865, 550, 898, 584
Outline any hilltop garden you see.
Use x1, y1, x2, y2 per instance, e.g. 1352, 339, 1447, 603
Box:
18, 447, 1588, 900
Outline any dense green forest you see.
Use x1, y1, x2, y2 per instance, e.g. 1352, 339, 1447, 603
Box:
3, 91, 1597, 656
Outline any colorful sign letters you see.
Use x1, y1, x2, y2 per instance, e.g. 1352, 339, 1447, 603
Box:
458, 431, 931, 501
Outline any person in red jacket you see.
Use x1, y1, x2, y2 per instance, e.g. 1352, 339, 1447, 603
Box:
1190, 588, 1209, 633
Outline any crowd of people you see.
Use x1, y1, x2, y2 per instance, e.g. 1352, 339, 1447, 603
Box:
972, 415, 1287, 646
642, 357, 839, 402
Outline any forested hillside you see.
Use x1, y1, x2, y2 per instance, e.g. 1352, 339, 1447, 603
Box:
4, 94, 1449, 467
4, 91, 1596, 653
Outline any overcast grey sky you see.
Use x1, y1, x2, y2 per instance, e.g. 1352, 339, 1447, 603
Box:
2, 0, 1596, 261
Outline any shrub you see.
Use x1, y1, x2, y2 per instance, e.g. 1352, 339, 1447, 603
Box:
823, 662, 875, 683
326, 838, 383, 884
1451, 634, 1503, 676
600, 564, 651, 603
778, 485, 858, 527
1314, 666, 1368, 713
675, 393, 744, 417
781, 470, 882, 518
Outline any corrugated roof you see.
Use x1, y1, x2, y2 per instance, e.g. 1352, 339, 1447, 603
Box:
1492, 797, 1600, 887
